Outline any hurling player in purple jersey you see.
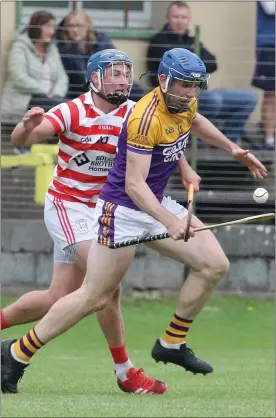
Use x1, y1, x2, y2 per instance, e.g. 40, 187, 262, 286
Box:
3, 48, 267, 390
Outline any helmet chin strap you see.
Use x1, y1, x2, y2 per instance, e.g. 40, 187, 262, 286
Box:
89, 81, 128, 105
167, 102, 190, 114
97, 91, 128, 105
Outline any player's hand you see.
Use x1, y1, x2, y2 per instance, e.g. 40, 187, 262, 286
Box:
181, 167, 201, 192
167, 218, 195, 241
22, 107, 45, 132
232, 147, 267, 179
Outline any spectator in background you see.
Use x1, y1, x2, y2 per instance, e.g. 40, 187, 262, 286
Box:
1, 11, 68, 122
147, 1, 258, 144
252, 1, 275, 149
57, 11, 145, 102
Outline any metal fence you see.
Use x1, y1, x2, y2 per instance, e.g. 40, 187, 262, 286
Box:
1, 3, 275, 223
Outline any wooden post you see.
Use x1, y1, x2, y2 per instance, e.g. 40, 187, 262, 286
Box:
16, 0, 22, 28
190, 24, 201, 213
72, 0, 78, 11
124, 1, 130, 28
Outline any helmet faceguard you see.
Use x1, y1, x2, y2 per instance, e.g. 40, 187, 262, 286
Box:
160, 70, 209, 114
158, 48, 209, 114
87, 50, 133, 105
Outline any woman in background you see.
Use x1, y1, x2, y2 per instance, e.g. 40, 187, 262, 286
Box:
1, 11, 68, 122
57, 11, 145, 101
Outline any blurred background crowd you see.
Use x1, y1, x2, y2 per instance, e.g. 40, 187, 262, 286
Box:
1, 1, 275, 223
1, 1, 275, 150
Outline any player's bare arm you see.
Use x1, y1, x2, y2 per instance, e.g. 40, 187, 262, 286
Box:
191, 112, 238, 153
11, 107, 55, 147
177, 156, 201, 192
125, 150, 194, 240
191, 112, 267, 179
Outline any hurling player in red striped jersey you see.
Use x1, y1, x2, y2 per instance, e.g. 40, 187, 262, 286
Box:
2, 47, 268, 396
2, 49, 166, 396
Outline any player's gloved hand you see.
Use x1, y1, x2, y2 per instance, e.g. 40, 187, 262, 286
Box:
22, 107, 45, 132
167, 218, 195, 241
232, 147, 267, 179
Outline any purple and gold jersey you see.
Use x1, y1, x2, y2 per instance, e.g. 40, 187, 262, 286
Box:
100, 87, 197, 210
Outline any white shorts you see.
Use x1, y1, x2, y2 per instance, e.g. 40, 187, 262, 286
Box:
44, 194, 95, 254
53, 243, 75, 264
91, 196, 187, 246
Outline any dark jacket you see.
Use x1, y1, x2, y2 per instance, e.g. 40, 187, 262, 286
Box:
256, 1, 275, 47
57, 21, 145, 101
147, 25, 217, 87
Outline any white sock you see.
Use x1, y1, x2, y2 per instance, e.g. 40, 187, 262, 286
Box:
10, 343, 29, 365
160, 338, 186, 350
265, 136, 275, 147
115, 359, 133, 382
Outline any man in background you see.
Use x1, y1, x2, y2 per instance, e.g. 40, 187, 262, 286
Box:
147, 1, 258, 144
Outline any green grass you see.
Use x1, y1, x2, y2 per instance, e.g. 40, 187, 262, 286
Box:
1, 296, 275, 417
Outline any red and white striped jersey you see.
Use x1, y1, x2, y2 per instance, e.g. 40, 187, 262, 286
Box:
44, 92, 135, 207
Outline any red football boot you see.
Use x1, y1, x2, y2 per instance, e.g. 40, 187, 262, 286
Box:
117, 367, 167, 394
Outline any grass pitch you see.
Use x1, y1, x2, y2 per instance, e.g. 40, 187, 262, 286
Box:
1, 296, 274, 417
